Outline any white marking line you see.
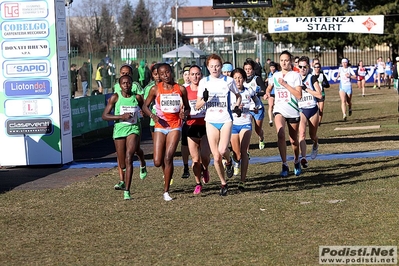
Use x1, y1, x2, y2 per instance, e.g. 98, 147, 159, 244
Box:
334, 125, 380, 130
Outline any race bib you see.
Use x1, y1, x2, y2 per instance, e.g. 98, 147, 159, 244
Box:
298, 90, 316, 109
120, 106, 139, 124
274, 87, 290, 105
189, 99, 205, 118
160, 94, 181, 113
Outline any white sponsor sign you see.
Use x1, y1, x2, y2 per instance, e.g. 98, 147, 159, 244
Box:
2, 40, 50, 58
4, 60, 50, 77
0, 1, 48, 19
5, 98, 53, 116
268, 15, 384, 34
1, 20, 49, 39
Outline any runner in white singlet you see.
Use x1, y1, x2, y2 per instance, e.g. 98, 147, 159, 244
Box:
334, 58, 356, 121
196, 54, 242, 196
230, 68, 262, 191
297, 56, 323, 169
263, 50, 302, 177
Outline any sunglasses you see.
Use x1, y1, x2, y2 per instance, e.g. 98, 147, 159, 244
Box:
298, 65, 307, 69
294, 61, 299, 63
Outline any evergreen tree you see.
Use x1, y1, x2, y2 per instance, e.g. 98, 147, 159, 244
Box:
118, 0, 135, 45
131, 0, 152, 45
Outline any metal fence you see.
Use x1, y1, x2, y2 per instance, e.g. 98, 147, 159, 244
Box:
69, 41, 392, 93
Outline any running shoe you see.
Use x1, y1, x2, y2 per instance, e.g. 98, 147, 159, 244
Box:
280, 164, 289, 177
269, 120, 273, 127
373, 85, 377, 89
348, 109, 352, 116
181, 169, 190, 179
202, 168, 210, 184
139, 166, 147, 180
225, 160, 234, 178
123, 190, 131, 200
114, 181, 125, 190
238, 181, 245, 192
219, 184, 228, 196
311, 144, 319, 159
163, 192, 173, 201
294, 162, 302, 176
233, 160, 240, 176
193, 184, 202, 195
343, 114, 347, 121
259, 140, 265, 150
362, 94, 365, 97
300, 157, 308, 168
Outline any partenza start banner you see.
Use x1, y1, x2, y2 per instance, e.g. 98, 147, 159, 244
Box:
268, 15, 384, 34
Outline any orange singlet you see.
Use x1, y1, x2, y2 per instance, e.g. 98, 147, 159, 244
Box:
154, 82, 183, 129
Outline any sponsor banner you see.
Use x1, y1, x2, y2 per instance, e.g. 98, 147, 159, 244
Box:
268, 15, 384, 34
71, 95, 108, 137
4, 59, 50, 77
6, 118, 53, 135
5, 98, 53, 116
1, 1, 48, 20
320, 66, 376, 84
2, 40, 50, 58
1, 20, 49, 39
4, 79, 51, 96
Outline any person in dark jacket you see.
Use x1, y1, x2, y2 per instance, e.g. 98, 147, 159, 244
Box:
79, 62, 89, 97
70, 64, 78, 98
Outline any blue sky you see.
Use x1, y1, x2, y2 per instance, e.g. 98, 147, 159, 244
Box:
187, 0, 213, 6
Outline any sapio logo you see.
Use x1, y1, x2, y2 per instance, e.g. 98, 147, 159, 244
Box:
4, 79, 51, 96
4, 60, 50, 77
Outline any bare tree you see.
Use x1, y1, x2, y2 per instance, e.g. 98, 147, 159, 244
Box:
70, 0, 121, 54
147, 0, 188, 24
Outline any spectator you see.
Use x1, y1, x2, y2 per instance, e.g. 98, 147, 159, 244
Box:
254, 57, 263, 77
79, 62, 89, 97
133, 59, 151, 88
70, 64, 78, 98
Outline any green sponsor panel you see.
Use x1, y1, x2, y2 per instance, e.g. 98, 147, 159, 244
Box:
71, 97, 91, 137
71, 95, 108, 137
88, 95, 108, 130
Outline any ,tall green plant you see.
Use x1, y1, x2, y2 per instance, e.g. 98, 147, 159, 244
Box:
131, 0, 152, 45
118, 0, 135, 46
228, 0, 399, 65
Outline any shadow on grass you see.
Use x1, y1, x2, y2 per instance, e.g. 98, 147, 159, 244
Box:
250, 157, 399, 193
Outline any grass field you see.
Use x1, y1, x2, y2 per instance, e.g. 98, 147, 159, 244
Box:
1, 84, 399, 265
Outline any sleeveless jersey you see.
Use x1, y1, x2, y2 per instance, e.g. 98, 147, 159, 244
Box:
197, 75, 239, 123
338, 67, 356, 86
143, 81, 156, 126
377, 61, 385, 73
272, 71, 302, 118
268, 70, 278, 94
230, 87, 255, 125
113, 91, 141, 139
385, 62, 392, 73
155, 82, 182, 129
244, 76, 263, 110
298, 73, 318, 109
357, 66, 367, 77
186, 85, 205, 126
